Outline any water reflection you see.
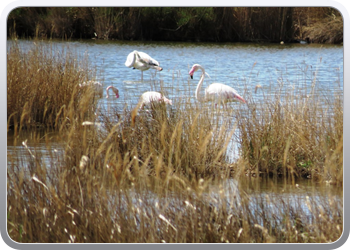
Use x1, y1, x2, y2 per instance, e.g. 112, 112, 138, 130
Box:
104, 177, 342, 229
7, 130, 64, 168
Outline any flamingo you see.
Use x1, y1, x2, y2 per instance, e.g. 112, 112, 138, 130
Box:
189, 64, 246, 108
137, 91, 172, 109
125, 50, 163, 81
131, 91, 172, 126
106, 85, 120, 99
79, 80, 103, 97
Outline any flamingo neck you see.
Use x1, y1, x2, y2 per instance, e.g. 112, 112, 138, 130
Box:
106, 86, 117, 98
130, 50, 138, 66
106, 86, 111, 98
195, 66, 206, 102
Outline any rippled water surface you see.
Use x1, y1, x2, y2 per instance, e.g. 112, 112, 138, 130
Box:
9, 39, 343, 108
7, 39, 343, 205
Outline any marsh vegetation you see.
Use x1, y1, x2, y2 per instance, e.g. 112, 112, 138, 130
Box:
7, 38, 343, 243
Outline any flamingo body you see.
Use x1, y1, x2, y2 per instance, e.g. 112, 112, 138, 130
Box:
138, 91, 172, 109
204, 83, 246, 104
125, 50, 162, 80
131, 91, 172, 127
189, 64, 246, 107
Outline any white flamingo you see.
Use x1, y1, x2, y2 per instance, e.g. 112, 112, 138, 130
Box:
105, 85, 120, 99
189, 64, 246, 108
125, 50, 163, 81
131, 91, 172, 126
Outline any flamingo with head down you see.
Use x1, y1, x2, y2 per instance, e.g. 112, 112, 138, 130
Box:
131, 91, 172, 126
189, 64, 246, 108
104, 85, 120, 119
125, 50, 163, 81
106, 85, 119, 99
137, 91, 172, 109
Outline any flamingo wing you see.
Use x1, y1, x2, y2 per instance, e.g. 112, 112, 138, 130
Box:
205, 83, 246, 103
125, 51, 162, 72
141, 91, 162, 104
137, 52, 159, 66
125, 51, 150, 71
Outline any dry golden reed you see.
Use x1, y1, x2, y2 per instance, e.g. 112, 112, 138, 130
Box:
7, 40, 343, 243
235, 77, 343, 185
7, 39, 98, 132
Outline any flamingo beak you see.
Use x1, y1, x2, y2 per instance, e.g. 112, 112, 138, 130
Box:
190, 74, 193, 79
236, 95, 247, 104
116, 93, 119, 98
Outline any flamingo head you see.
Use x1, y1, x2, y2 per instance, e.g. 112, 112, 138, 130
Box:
189, 64, 202, 79
114, 89, 120, 98
163, 97, 172, 105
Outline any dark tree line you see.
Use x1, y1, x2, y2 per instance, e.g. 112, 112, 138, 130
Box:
7, 7, 343, 43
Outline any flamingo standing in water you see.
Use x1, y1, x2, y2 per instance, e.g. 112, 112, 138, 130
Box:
106, 85, 120, 98
131, 91, 172, 126
189, 64, 246, 108
125, 50, 163, 81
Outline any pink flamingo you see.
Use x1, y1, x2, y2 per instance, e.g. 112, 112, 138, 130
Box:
189, 64, 246, 108
137, 91, 172, 109
131, 91, 172, 126
105, 85, 120, 98
125, 50, 163, 81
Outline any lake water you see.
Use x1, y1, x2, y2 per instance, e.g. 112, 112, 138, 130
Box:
7, 39, 343, 214
9, 39, 343, 109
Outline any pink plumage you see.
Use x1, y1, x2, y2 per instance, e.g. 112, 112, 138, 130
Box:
189, 64, 246, 108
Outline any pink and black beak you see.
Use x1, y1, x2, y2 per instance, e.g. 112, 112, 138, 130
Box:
235, 95, 247, 104
189, 69, 195, 79
189, 67, 196, 79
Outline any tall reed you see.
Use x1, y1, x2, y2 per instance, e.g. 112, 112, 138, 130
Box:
7, 40, 98, 132
7, 40, 343, 243
235, 71, 343, 185
7, 97, 343, 243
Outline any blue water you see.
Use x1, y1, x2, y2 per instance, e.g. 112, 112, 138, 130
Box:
7, 40, 343, 216
8, 39, 343, 110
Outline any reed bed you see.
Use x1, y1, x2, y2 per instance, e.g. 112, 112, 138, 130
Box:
7, 39, 99, 133
235, 74, 343, 186
7, 41, 343, 243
